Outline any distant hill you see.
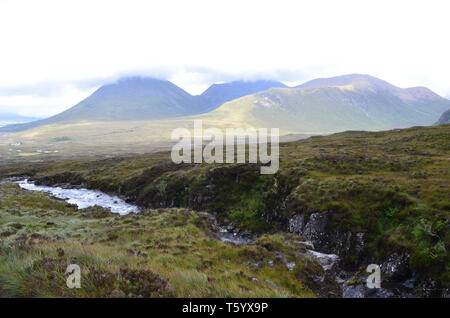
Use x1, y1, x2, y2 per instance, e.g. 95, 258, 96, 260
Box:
1, 74, 448, 135
199, 74, 450, 134
435, 109, 450, 125
2, 74, 449, 162
0, 77, 205, 132
0, 113, 41, 127
0, 77, 286, 133
198, 80, 287, 112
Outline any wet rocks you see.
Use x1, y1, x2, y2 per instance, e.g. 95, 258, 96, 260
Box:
342, 283, 396, 298
380, 252, 411, 282
289, 212, 419, 298
418, 279, 449, 298
288, 211, 364, 256
288, 214, 306, 234
306, 250, 339, 272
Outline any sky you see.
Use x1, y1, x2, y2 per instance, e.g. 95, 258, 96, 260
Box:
0, 0, 449, 118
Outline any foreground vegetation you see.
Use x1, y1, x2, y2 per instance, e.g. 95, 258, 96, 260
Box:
0, 124, 449, 296
0, 183, 322, 297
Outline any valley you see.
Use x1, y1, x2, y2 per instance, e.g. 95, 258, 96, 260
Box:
0, 124, 448, 297
1, 74, 448, 163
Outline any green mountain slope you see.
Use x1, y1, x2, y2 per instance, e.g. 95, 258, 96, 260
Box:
2, 74, 448, 137
0, 78, 287, 133
203, 74, 450, 133
435, 109, 450, 125
0, 77, 204, 132
198, 80, 287, 112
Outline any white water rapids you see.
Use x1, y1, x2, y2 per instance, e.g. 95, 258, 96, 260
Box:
16, 179, 139, 215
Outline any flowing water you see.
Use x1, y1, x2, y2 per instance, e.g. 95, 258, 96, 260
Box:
16, 179, 140, 215
15, 179, 249, 244
11, 179, 402, 297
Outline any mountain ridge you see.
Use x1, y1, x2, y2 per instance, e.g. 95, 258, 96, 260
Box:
198, 80, 287, 112
199, 74, 450, 133
435, 109, 450, 125
0, 77, 287, 132
1, 74, 448, 135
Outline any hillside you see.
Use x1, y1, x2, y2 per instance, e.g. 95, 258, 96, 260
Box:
201, 74, 450, 133
435, 109, 450, 125
1, 74, 449, 163
199, 80, 287, 112
0, 77, 205, 132
0, 78, 287, 133
0, 124, 448, 297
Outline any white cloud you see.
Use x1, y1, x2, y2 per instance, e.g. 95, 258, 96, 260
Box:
0, 0, 449, 117
0, 84, 97, 117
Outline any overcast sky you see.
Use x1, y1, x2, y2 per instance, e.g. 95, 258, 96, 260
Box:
0, 0, 449, 118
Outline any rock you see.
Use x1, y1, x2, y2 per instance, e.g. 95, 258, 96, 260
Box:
381, 252, 411, 282
301, 241, 315, 249
289, 211, 337, 251
306, 250, 339, 271
302, 212, 330, 247
402, 273, 417, 289
343, 282, 396, 298
355, 233, 365, 253
418, 278, 448, 298
365, 287, 396, 298
288, 212, 364, 256
342, 284, 365, 298
286, 261, 296, 271
288, 214, 305, 235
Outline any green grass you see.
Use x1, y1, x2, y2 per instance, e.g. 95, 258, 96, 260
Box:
0, 124, 449, 295
0, 183, 316, 298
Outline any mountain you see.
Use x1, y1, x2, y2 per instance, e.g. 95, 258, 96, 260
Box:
0, 113, 40, 122
199, 74, 450, 134
0, 113, 40, 127
1, 74, 448, 135
0, 77, 287, 133
198, 80, 287, 112
435, 109, 450, 125
297, 74, 445, 103
0, 77, 206, 132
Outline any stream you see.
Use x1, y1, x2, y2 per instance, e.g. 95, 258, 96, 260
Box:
16, 179, 140, 215
11, 179, 405, 297
14, 179, 248, 244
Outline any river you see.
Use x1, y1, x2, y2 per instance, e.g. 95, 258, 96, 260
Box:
16, 179, 140, 215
